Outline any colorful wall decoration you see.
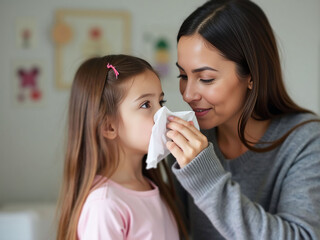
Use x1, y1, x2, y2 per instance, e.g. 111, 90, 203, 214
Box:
16, 18, 37, 49
12, 60, 45, 106
52, 9, 131, 89
141, 26, 177, 83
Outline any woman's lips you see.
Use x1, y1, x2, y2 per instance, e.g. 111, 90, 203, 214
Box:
193, 108, 211, 117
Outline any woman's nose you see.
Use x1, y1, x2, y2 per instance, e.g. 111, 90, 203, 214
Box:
180, 80, 201, 103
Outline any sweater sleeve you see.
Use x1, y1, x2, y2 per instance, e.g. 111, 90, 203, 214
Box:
78, 199, 127, 240
172, 138, 320, 239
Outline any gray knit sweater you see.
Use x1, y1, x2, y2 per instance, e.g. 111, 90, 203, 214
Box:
170, 113, 320, 240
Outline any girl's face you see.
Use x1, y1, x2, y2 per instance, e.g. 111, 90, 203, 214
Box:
177, 34, 251, 130
116, 70, 164, 156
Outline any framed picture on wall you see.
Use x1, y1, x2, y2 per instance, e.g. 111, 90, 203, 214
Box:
52, 9, 131, 89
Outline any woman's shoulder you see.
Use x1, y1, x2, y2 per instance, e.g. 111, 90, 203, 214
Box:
278, 113, 320, 152
279, 112, 320, 134
281, 112, 319, 124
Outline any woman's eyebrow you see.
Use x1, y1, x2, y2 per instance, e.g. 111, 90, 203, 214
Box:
176, 62, 218, 73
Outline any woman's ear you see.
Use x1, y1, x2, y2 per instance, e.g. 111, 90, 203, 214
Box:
102, 120, 117, 140
247, 75, 253, 90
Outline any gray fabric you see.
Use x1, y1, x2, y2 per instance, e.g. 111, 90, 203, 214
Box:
170, 113, 320, 240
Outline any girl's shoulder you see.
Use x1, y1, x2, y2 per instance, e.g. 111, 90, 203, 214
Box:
78, 179, 129, 239
83, 179, 125, 209
79, 178, 133, 227
86, 176, 160, 205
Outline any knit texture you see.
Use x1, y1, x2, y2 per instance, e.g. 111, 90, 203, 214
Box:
170, 113, 320, 240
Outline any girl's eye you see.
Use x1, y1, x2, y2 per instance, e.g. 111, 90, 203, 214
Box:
200, 78, 215, 83
177, 74, 187, 80
160, 99, 167, 107
141, 101, 151, 109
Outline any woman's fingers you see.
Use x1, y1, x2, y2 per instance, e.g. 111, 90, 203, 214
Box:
167, 121, 197, 145
166, 141, 186, 165
166, 116, 208, 168
168, 116, 201, 136
167, 116, 207, 147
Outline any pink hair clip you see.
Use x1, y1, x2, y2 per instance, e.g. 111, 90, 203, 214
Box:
107, 63, 119, 79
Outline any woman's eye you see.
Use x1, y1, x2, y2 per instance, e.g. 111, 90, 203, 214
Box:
177, 74, 187, 80
200, 78, 215, 83
141, 101, 151, 109
160, 99, 167, 107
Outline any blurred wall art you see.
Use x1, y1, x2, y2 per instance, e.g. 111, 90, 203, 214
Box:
52, 9, 131, 89
12, 59, 45, 107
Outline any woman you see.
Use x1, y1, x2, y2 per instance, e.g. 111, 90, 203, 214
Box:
166, 0, 320, 239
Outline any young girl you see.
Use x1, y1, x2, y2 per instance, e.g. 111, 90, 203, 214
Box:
56, 54, 188, 240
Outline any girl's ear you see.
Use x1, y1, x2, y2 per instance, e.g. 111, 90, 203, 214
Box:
102, 120, 117, 140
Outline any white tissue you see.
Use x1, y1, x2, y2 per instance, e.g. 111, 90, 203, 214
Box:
146, 106, 199, 169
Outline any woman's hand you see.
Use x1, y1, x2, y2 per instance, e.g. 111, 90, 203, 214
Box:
166, 116, 208, 168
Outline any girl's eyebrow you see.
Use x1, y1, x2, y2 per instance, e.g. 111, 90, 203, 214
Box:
176, 62, 218, 73
134, 92, 164, 102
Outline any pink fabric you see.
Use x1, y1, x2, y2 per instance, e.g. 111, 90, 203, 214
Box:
77, 176, 179, 240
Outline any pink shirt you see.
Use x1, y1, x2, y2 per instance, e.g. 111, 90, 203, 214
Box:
77, 177, 179, 240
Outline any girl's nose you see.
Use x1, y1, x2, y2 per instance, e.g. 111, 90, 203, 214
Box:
180, 80, 201, 103
155, 105, 161, 113
153, 105, 162, 124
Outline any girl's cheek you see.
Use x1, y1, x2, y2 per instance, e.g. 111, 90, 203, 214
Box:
139, 117, 153, 133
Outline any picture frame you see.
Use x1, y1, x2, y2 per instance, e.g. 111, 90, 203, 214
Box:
52, 9, 131, 89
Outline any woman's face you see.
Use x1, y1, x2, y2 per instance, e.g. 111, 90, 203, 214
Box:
177, 34, 251, 130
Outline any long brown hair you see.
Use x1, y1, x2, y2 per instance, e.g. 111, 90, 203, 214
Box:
177, 0, 319, 151
56, 54, 188, 239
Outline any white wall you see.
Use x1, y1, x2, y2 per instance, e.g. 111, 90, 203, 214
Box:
256, 0, 320, 115
0, 0, 319, 204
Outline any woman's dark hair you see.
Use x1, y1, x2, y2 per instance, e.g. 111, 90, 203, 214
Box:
178, 0, 317, 151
